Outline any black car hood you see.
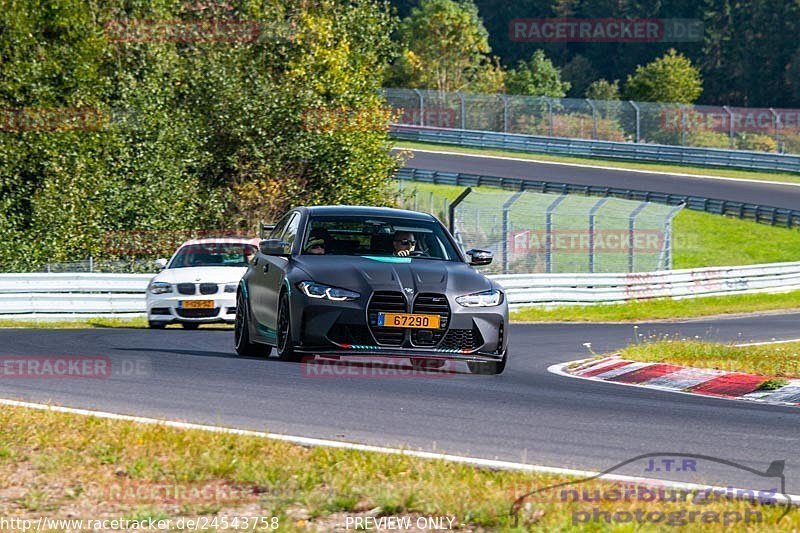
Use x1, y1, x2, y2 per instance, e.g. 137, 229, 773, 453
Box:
291, 255, 495, 296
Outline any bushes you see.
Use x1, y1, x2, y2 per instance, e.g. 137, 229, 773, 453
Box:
511, 113, 627, 141
0, 0, 397, 270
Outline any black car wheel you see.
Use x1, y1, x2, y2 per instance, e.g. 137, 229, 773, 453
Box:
276, 291, 302, 362
181, 322, 200, 330
234, 292, 266, 357
148, 321, 167, 329
467, 349, 508, 375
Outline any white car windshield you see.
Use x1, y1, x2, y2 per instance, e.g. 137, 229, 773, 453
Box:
169, 243, 257, 268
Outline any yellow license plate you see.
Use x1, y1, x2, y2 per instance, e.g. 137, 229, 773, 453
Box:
378, 312, 441, 329
181, 300, 215, 309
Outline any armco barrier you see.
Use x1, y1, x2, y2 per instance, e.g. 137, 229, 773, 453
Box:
390, 124, 800, 174
396, 167, 800, 228
493, 261, 800, 309
0, 273, 151, 319
2, 264, 800, 317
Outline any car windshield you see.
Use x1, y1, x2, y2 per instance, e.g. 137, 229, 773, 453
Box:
302, 215, 460, 261
169, 243, 257, 268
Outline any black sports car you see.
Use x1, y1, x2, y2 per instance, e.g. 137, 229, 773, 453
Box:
234, 206, 509, 374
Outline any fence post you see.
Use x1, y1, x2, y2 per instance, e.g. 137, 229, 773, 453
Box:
723, 106, 734, 149
89, 255, 93, 273
546, 98, 554, 137
588, 198, 610, 273
586, 99, 598, 140
680, 104, 687, 146
501, 191, 525, 274
457, 91, 466, 129
629, 101, 640, 143
449, 187, 473, 235
502, 95, 509, 133
628, 202, 649, 273
770, 108, 781, 152
413, 89, 424, 127
545, 194, 568, 273
660, 204, 685, 270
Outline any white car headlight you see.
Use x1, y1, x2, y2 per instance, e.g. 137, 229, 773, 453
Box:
148, 282, 172, 295
298, 281, 360, 301
456, 289, 503, 307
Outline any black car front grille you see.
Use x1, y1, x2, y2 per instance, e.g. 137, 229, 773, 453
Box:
176, 307, 219, 318
439, 327, 483, 352
327, 324, 374, 346
199, 283, 218, 295
367, 291, 407, 345
177, 283, 196, 295
410, 293, 449, 347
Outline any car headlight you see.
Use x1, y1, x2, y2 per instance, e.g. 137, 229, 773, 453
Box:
148, 282, 172, 295
298, 281, 360, 301
224, 283, 237, 293
456, 289, 503, 307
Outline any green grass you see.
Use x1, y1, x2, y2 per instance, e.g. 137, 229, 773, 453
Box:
619, 339, 800, 378
395, 180, 800, 269
1, 403, 795, 530
395, 140, 800, 185
511, 290, 800, 322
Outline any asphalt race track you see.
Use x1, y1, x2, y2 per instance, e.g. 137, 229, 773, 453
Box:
400, 148, 800, 210
2, 314, 799, 492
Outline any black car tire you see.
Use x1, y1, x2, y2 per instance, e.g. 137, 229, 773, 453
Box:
467, 349, 508, 375
276, 291, 302, 362
234, 292, 266, 357
181, 322, 200, 330
148, 321, 167, 329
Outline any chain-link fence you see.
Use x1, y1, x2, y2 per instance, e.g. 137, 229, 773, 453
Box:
451, 189, 682, 275
384, 88, 800, 154
0, 258, 161, 274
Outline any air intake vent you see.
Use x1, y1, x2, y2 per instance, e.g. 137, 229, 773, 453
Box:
176, 307, 219, 318
367, 291, 407, 345
177, 283, 196, 295
199, 283, 218, 295
411, 293, 450, 346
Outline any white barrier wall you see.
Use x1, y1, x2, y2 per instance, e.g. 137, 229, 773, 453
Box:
2, 262, 800, 318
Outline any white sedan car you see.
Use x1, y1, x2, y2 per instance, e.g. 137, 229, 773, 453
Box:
146, 238, 259, 329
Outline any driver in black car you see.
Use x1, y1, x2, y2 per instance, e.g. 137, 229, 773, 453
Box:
393, 231, 416, 257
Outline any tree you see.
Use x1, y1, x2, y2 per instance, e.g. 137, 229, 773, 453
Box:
585, 79, 620, 101
624, 49, 702, 104
505, 50, 570, 97
386, 0, 500, 93
561, 55, 598, 98
0, 0, 399, 270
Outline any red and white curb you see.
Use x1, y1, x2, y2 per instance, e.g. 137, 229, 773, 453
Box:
551, 356, 800, 407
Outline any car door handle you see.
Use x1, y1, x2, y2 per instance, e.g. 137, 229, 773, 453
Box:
263, 263, 269, 273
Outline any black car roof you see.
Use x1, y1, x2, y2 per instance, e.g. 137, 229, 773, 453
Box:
302, 205, 436, 221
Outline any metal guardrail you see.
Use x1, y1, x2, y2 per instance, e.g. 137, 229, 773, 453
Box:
496, 261, 800, 309
2, 265, 800, 317
390, 124, 800, 174
396, 167, 800, 229
0, 273, 151, 319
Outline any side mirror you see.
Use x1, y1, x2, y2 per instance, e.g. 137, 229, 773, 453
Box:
466, 249, 493, 266
259, 239, 291, 256
154, 258, 168, 269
